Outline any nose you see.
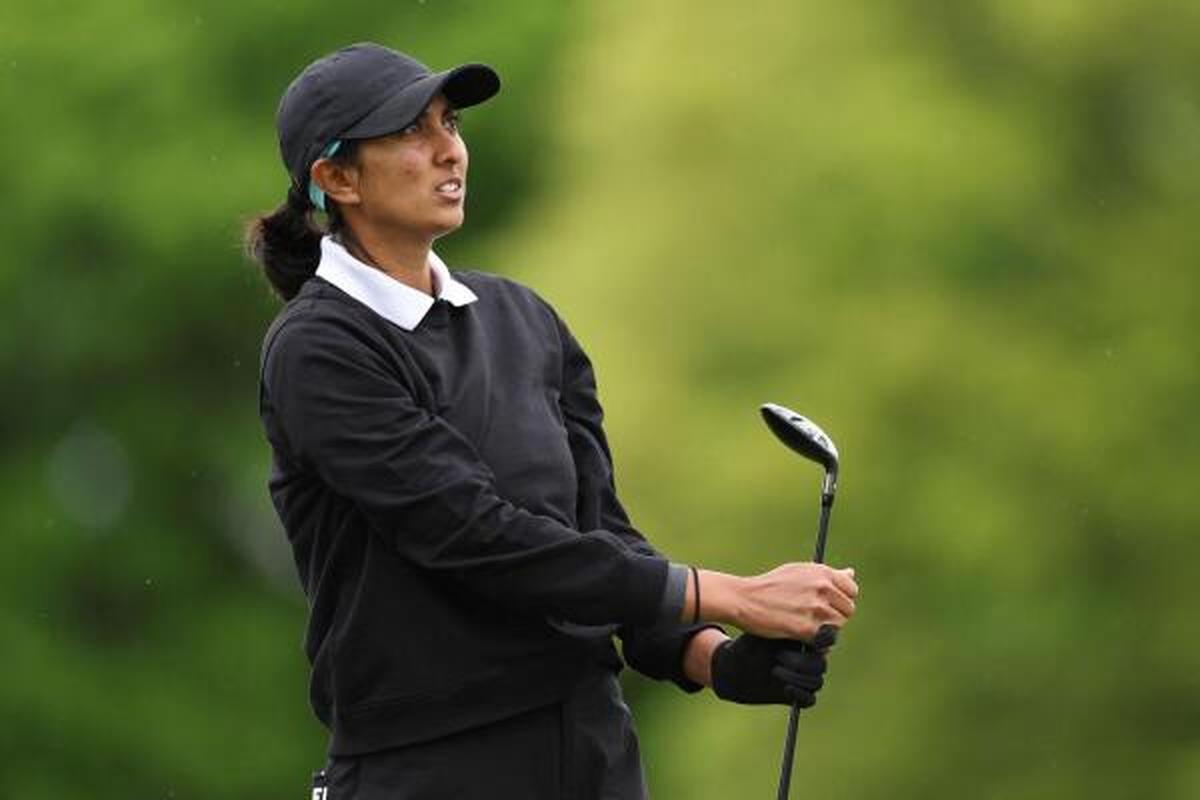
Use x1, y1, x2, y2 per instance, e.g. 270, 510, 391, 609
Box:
433, 126, 465, 167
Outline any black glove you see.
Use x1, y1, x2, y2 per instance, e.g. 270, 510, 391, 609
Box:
710, 626, 836, 707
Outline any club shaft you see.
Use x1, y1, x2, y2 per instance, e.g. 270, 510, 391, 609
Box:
813, 494, 834, 564
776, 483, 836, 799
776, 704, 801, 800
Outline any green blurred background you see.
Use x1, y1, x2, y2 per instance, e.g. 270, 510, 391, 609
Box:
5, 1, 1198, 797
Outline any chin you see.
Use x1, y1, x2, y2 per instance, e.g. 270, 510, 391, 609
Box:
431, 212, 466, 236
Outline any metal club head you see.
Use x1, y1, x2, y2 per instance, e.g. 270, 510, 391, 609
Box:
760, 402, 839, 495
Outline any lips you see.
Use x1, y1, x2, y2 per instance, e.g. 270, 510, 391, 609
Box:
435, 177, 464, 198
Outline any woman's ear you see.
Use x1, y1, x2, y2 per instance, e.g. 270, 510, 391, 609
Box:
311, 158, 361, 207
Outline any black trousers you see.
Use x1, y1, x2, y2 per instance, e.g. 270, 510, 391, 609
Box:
315, 667, 648, 800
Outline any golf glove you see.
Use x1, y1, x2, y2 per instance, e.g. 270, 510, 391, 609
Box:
711, 626, 835, 707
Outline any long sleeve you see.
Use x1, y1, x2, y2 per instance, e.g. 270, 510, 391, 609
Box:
551, 311, 720, 692
261, 312, 670, 627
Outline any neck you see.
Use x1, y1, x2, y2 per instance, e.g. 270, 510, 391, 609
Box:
340, 226, 436, 297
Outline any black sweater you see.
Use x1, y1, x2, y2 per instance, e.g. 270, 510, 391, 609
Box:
259, 271, 708, 755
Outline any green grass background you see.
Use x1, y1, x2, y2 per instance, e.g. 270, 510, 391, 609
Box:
3, 1, 1198, 797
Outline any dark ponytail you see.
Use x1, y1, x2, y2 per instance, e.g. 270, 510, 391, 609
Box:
244, 142, 358, 301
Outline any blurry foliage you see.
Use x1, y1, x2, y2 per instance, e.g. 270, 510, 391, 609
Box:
3, 0, 1198, 798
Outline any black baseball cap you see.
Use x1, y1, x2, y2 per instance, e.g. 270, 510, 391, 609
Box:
276, 42, 500, 193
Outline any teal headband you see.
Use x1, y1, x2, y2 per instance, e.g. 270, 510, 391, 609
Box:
307, 139, 343, 211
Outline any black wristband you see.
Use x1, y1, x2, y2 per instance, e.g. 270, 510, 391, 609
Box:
690, 565, 700, 624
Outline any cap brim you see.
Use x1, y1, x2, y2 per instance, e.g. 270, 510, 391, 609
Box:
340, 63, 500, 140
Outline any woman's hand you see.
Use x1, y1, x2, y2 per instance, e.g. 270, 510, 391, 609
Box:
738, 563, 858, 639
710, 630, 833, 706
688, 564, 858, 640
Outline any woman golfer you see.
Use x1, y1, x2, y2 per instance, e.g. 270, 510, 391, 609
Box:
248, 43, 859, 800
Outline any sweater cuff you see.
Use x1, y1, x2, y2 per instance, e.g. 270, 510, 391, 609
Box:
656, 562, 689, 624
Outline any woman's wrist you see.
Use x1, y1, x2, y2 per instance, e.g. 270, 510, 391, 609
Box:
681, 568, 750, 628
681, 626, 731, 687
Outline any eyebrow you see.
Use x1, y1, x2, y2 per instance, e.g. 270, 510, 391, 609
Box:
421, 103, 459, 119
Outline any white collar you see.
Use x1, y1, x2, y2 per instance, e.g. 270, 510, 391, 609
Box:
314, 236, 478, 331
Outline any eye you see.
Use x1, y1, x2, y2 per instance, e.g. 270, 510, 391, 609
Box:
443, 111, 462, 133
393, 118, 422, 138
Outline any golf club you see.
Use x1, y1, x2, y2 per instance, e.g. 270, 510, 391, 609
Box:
759, 402, 840, 800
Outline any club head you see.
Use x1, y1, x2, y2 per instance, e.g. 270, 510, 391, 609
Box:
760, 403, 840, 475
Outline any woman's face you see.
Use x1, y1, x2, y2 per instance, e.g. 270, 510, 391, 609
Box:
339, 93, 469, 242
